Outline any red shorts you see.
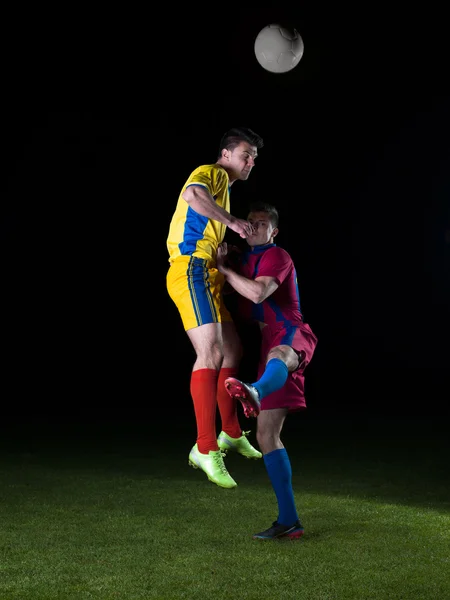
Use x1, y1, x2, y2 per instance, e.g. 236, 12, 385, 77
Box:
258, 321, 318, 413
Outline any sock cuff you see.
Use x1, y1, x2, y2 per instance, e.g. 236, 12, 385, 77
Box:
191, 368, 219, 382
267, 358, 289, 374
218, 367, 238, 379
263, 447, 287, 466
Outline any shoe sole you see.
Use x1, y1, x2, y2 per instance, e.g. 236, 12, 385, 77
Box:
253, 529, 305, 540
188, 458, 237, 489
224, 378, 260, 417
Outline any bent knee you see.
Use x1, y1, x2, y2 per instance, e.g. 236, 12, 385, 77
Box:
257, 429, 280, 449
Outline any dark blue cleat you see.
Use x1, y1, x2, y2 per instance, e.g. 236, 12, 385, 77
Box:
252, 520, 304, 540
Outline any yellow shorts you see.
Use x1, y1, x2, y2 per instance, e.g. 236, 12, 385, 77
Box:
167, 256, 233, 331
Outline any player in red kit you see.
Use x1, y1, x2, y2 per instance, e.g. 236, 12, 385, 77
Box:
216, 201, 318, 539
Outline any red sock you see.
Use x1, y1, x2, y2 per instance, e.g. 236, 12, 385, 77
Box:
190, 369, 219, 454
217, 368, 242, 439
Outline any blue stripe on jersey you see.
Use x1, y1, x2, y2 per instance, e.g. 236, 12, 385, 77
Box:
279, 322, 297, 346
252, 302, 264, 322
248, 246, 303, 326
179, 205, 209, 256
293, 267, 302, 315
187, 257, 218, 326
248, 252, 265, 322
267, 297, 292, 331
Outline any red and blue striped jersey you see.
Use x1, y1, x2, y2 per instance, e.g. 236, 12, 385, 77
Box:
237, 244, 303, 328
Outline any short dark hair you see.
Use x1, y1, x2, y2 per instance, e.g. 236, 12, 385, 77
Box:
248, 201, 279, 228
218, 127, 264, 158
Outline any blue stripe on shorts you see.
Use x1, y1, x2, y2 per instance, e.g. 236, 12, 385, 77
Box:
187, 257, 218, 326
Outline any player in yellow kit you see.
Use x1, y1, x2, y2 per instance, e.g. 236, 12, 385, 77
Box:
166, 127, 264, 488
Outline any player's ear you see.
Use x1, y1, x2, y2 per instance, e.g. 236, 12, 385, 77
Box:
272, 227, 279, 239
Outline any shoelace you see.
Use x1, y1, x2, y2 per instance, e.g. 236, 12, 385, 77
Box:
242, 430, 251, 438
213, 451, 230, 475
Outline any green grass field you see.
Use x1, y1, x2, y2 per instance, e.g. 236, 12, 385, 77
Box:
1, 417, 448, 600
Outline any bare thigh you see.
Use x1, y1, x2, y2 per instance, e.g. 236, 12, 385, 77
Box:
221, 321, 243, 369
187, 322, 224, 371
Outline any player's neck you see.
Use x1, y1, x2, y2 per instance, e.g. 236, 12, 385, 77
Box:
215, 162, 236, 184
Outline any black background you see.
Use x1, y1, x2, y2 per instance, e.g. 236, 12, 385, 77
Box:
3, 6, 449, 425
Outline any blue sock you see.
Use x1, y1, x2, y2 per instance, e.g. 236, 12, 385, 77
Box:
263, 448, 298, 526
252, 358, 288, 400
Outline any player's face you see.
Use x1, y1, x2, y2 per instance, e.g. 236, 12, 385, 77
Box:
246, 211, 278, 247
226, 142, 258, 181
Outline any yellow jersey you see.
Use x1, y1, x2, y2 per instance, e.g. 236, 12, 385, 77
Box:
167, 164, 230, 264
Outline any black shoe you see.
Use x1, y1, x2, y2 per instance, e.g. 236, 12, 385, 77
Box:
252, 520, 304, 540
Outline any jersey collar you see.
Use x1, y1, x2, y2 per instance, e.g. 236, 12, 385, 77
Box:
250, 243, 276, 254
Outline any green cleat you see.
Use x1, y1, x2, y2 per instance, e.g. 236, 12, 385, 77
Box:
217, 430, 262, 460
188, 444, 237, 489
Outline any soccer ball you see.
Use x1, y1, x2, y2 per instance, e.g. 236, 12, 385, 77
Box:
254, 24, 304, 74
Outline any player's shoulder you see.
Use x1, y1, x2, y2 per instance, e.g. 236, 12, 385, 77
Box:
187, 164, 228, 188
192, 163, 226, 177
266, 245, 292, 262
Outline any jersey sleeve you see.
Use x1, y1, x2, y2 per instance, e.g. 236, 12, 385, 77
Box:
256, 247, 293, 286
186, 164, 228, 198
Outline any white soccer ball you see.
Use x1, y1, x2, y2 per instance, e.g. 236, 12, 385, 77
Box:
254, 24, 304, 74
